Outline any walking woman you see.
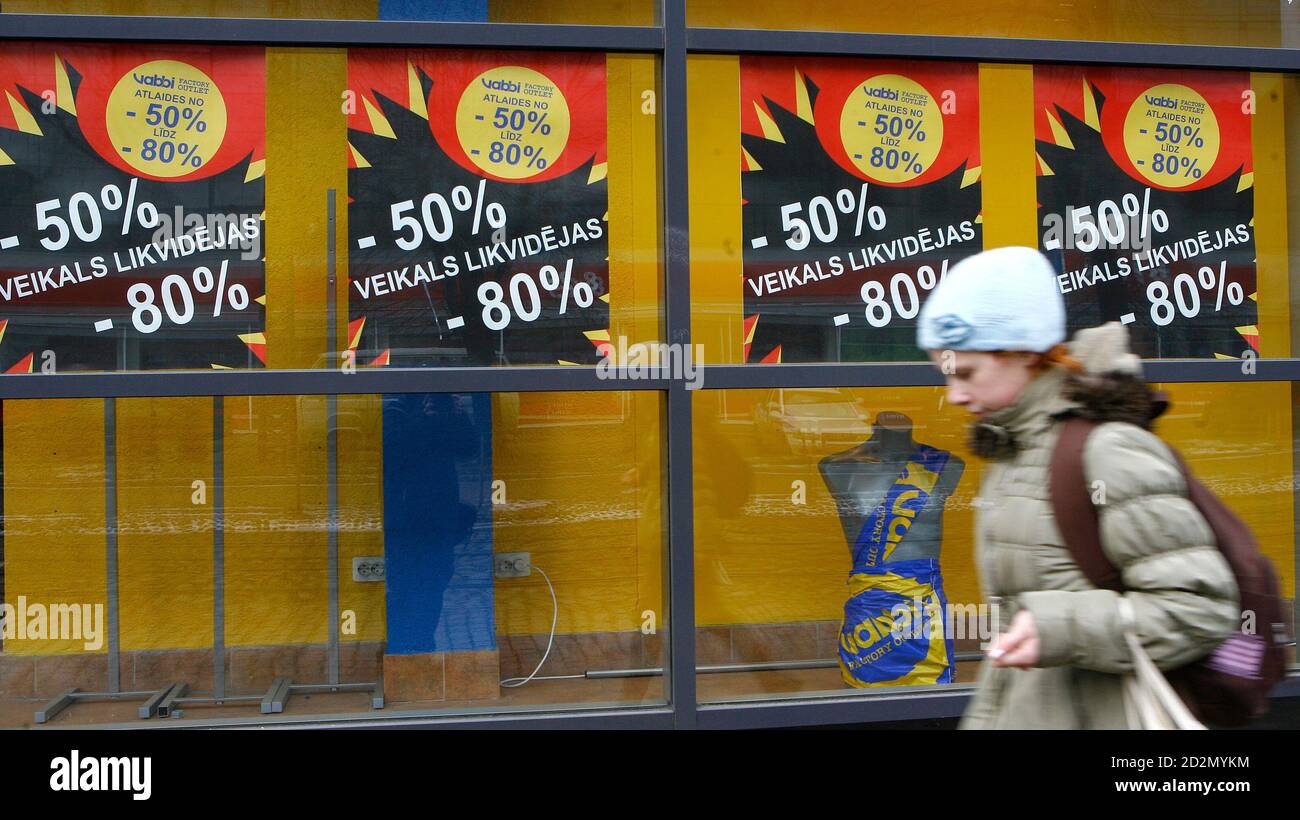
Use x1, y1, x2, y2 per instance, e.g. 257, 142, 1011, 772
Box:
916, 246, 1239, 729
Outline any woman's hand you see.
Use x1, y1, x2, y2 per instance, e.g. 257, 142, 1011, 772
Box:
989, 610, 1040, 668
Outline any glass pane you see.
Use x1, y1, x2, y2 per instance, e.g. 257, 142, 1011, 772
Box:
690, 54, 1293, 364
1286, 73, 1300, 358
0, 43, 662, 371
687, 0, 1300, 48
346, 49, 661, 366
1034, 64, 1278, 360
3, 1, 657, 25
693, 383, 1297, 704
0, 390, 665, 726
692, 53, 983, 365
0, 41, 268, 372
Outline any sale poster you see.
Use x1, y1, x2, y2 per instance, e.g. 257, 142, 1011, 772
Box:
740, 57, 982, 363
346, 50, 610, 367
1034, 66, 1256, 359
0, 44, 267, 372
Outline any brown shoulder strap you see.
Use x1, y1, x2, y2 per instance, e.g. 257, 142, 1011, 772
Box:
1048, 416, 1125, 592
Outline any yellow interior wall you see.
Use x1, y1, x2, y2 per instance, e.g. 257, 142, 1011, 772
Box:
343, 47, 665, 643
1255, 72, 1292, 358
117, 397, 214, 651
337, 393, 387, 642
493, 52, 664, 636
266, 48, 349, 372
687, 55, 743, 365
1156, 382, 1295, 599
613, 53, 664, 633
686, 0, 1284, 47
693, 388, 986, 625
1243, 75, 1295, 600
979, 64, 1037, 248
3, 400, 106, 655
223, 395, 329, 646
492, 392, 661, 634
692, 381, 1296, 628
10, 0, 1282, 44
489, 0, 652, 26
219, 46, 350, 647
1290, 77, 1300, 350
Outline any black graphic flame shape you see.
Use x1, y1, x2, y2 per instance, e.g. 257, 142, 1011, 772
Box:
0, 59, 266, 371
1036, 83, 1256, 359
742, 75, 982, 363
348, 68, 610, 367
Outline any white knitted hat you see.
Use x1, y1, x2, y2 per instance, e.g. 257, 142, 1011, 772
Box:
916, 246, 1066, 352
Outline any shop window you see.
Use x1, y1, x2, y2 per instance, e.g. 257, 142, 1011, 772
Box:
690, 55, 1292, 364
692, 383, 1297, 703
2, 1, 657, 26
688, 0, 1300, 49
0, 43, 662, 371
0, 390, 666, 725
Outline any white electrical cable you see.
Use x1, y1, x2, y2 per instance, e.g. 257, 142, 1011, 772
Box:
499, 564, 558, 688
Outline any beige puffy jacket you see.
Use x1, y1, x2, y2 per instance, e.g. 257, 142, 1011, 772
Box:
960, 323, 1240, 729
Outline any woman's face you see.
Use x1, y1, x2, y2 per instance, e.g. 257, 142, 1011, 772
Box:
927, 349, 1040, 418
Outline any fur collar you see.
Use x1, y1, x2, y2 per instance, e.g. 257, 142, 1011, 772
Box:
969, 369, 1168, 460
1060, 370, 1167, 431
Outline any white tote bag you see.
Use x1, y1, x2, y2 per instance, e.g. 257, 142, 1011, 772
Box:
1117, 597, 1206, 730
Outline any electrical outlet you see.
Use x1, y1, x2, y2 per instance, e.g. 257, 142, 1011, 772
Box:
352, 556, 386, 582
495, 552, 530, 578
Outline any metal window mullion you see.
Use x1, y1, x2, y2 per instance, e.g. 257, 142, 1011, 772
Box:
104, 398, 120, 694
662, 0, 697, 731
82, 704, 678, 730
696, 359, 1300, 390
696, 689, 972, 729
1, 357, 1297, 400
0, 368, 671, 400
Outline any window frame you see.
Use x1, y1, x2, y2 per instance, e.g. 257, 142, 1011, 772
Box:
1, 1, 1298, 730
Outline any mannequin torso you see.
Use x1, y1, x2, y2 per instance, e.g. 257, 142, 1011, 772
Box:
818, 412, 964, 564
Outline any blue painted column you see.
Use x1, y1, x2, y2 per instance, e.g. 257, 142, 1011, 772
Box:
381, 393, 494, 656
376, 0, 496, 702
379, 0, 488, 21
